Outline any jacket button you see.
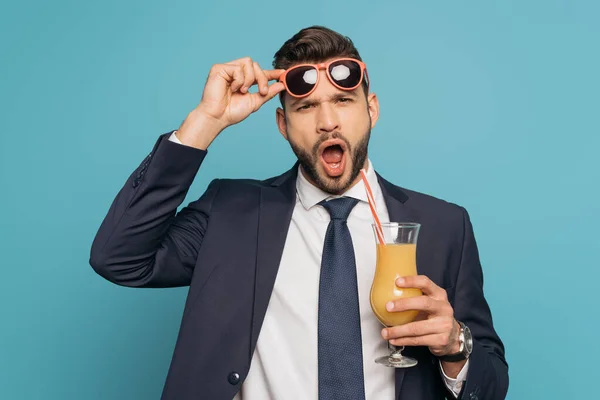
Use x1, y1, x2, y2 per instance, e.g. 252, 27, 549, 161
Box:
228, 372, 240, 385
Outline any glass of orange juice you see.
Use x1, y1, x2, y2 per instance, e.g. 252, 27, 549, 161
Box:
370, 222, 422, 368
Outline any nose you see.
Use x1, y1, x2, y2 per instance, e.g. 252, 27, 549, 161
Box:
316, 103, 340, 134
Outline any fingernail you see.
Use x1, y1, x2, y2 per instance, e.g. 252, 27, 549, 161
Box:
382, 329, 388, 339
386, 301, 394, 311
396, 277, 405, 285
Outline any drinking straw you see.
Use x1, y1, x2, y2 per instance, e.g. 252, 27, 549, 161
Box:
360, 168, 385, 245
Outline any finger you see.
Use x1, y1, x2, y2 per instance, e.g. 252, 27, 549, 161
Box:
250, 82, 285, 108
264, 69, 286, 81
386, 296, 452, 316
389, 333, 447, 348
395, 275, 447, 300
382, 317, 454, 340
240, 59, 256, 93
226, 60, 255, 93
215, 64, 245, 93
253, 62, 269, 96
228, 56, 255, 65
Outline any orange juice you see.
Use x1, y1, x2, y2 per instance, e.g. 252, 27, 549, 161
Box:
370, 243, 422, 327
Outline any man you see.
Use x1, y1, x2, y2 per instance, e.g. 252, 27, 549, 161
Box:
90, 26, 508, 400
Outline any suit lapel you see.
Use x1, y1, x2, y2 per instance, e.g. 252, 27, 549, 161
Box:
377, 172, 412, 221
250, 164, 298, 354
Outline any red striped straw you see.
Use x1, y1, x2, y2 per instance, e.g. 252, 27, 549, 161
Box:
360, 169, 385, 245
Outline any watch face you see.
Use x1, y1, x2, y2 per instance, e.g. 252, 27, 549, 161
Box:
464, 325, 473, 353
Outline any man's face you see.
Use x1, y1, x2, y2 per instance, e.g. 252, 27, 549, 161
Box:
276, 61, 380, 195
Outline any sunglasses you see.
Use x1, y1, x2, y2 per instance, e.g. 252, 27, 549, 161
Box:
279, 58, 369, 98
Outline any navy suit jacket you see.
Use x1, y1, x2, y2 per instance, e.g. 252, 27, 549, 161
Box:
90, 132, 508, 400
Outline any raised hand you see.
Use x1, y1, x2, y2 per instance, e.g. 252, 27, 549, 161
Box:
177, 57, 285, 149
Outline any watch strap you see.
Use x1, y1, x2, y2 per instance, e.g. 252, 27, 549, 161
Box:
438, 351, 468, 362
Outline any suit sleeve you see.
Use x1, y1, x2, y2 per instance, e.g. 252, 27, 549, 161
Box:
89, 132, 219, 288
453, 207, 509, 399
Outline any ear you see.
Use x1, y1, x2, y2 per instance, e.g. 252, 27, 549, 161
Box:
276, 107, 288, 140
367, 92, 380, 129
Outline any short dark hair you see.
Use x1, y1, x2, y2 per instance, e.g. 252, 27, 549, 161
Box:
273, 26, 368, 107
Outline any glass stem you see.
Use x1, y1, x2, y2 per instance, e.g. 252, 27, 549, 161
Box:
389, 342, 404, 360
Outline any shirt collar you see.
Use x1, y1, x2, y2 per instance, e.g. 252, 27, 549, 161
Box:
296, 159, 379, 210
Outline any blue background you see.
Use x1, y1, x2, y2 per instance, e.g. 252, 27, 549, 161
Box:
1, 1, 598, 398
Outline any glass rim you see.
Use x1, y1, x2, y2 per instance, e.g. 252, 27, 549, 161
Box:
372, 222, 421, 228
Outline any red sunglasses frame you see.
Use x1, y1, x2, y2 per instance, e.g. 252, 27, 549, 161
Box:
279, 58, 369, 98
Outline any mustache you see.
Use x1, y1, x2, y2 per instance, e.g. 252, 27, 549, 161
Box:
312, 132, 352, 155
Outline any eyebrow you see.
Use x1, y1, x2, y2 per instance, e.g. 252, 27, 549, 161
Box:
332, 92, 358, 101
290, 92, 359, 108
289, 97, 306, 108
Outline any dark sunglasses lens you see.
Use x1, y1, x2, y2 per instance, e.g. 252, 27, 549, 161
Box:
329, 60, 362, 88
286, 66, 318, 96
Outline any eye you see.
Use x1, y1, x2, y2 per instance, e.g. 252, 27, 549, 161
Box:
338, 97, 353, 103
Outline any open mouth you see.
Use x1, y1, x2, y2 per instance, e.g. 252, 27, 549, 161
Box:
319, 139, 347, 177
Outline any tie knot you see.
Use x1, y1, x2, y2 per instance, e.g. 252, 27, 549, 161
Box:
319, 197, 359, 221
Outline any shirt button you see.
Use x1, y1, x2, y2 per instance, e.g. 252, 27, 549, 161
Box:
228, 371, 240, 385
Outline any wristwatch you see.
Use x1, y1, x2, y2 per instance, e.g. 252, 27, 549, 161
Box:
438, 321, 473, 362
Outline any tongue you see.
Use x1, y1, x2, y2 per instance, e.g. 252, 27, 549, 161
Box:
322, 146, 343, 163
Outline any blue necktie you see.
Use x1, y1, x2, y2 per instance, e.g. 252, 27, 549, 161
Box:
318, 197, 366, 400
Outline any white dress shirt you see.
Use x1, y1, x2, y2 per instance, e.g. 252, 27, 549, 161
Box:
168, 133, 468, 399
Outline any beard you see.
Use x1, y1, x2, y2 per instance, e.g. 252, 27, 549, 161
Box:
289, 128, 371, 195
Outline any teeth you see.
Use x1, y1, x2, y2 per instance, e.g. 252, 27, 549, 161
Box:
331, 162, 340, 168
